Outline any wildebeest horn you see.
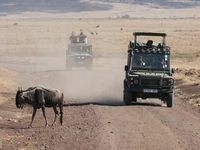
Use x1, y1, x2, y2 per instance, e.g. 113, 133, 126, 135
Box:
18, 87, 22, 91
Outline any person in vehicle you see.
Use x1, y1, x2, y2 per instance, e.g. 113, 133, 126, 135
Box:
146, 40, 153, 48
79, 32, 86, 43
152, 58, 164, 68
135, 55, 145, 66
69, 31, 78, 43
161, 59, 167, 68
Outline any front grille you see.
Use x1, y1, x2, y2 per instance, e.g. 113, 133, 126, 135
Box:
141, 79, 160, 86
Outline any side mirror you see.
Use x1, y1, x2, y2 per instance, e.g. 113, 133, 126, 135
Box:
124, 65, 129, 72
171, 68, 175, 74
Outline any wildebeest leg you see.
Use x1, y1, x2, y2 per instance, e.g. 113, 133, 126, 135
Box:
59, 104, 63, 125
52, 105, 59, 126
29, 107, 37, 128
41, 107, 49, 127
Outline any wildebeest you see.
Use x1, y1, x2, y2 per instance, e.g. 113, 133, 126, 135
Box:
15, 86, 64, 128
13, 23, 18, 26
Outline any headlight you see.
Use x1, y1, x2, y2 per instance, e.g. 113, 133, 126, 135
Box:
129, 78, 139, 85
163, 80, 168, 86
134, 79, 139, 84
163, 79, 174, 86
68, 55, 75, 59
169, 79, 174, 85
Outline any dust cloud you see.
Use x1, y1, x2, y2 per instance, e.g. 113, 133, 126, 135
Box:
47, 56, 125, 106
4, 52, 126, 106
0, 27, 126, 106
61, 69, 124, 105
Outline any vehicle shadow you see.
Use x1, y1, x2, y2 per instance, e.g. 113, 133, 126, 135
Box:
63, 100, 164, 107
130, 102, 163, 107
63, 101, 125, 107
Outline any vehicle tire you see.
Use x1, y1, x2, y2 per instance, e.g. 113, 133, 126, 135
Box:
132, 93, 137, 102
86, 64, 93, 71
66, 64, 72, 71
124, 88, 132, 105
123, 84, 126, 103
167, 91, 174, 107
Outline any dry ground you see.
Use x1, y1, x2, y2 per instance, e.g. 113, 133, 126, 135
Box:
0, 17, 200, 150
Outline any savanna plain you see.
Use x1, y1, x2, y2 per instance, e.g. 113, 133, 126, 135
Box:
0, 18, 200, 150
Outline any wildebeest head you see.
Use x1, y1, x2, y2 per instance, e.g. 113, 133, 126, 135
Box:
16, 87, 25, 109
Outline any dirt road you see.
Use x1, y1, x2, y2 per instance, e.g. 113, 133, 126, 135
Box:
0, 53, 200, 150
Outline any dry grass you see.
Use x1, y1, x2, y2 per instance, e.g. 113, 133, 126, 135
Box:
1, 18, 200, 57
0, 18, 200, 105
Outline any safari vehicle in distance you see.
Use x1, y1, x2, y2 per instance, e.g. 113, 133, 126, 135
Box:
124, 32, 175, 107
66, 35, 93, 71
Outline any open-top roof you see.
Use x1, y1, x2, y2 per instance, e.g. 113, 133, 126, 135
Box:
68, 43, 91, 47
71, 35, 87, 38
133, 32, 167, 37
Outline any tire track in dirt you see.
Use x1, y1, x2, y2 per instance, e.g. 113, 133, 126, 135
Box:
146, 101, 200, 150
94, 100, 200, 150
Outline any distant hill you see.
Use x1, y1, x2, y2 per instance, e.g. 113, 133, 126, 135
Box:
0, 0, 112, 15
90, 0, 200, 9
0, 0, 199, 15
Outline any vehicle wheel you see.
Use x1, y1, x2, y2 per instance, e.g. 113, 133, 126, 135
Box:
124, 88, 132, 105
86, 65, 93, 71
66, 64, 72, 71
132, 94, 137, 102
167, 91, 174, 107
123, 85, 126, 103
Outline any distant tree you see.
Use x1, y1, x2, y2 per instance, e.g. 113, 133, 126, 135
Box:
122, 14, 130, 18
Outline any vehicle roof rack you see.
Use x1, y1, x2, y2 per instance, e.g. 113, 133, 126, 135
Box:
129, 47, 170, 54
133, 32, 167, 37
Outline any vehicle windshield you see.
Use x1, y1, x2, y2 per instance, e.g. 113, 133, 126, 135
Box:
69, 46, 91, 54
131, 53, 169, 69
